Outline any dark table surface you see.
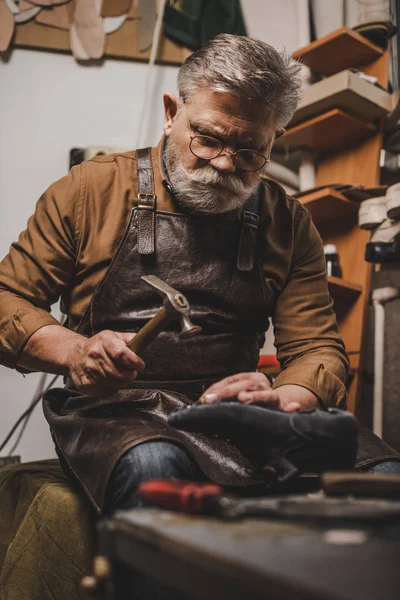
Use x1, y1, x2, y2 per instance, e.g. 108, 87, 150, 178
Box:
99, 504, 400, 600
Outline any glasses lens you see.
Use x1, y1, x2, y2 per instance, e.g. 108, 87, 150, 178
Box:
235, 150, 267, 172
190, 135, 223, 160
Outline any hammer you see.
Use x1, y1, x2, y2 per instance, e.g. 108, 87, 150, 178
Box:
127, 275, 202, 356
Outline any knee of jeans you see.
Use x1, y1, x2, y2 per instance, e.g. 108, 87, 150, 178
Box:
105, 441, 196, 513
114, 441, 195, 488
365, 460, 400, 475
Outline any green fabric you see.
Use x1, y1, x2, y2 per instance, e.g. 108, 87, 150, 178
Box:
164, 0, 247, 50
0, 460, 95, 600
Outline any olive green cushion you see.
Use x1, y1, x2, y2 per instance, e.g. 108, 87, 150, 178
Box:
0, 460, 95, 600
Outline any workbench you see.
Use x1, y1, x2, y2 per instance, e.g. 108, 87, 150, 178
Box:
97, 505, 400, 600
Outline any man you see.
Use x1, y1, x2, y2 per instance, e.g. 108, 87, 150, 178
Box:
0, 34, 399, 520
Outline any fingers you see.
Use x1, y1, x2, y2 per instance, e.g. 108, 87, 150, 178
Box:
237, 391, 300, 411
205, 372, 271, 394
237, 389, 280, 406
200, 372, 271, 404
73, 372, 119, 397
70, 330, 146, 395
282, 401, 301, 412
104, 331, 145, 372
198, 372, 302, 412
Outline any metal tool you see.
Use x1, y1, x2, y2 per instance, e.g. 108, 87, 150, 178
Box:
138, 480, 400, 523
127, 275, 202, 356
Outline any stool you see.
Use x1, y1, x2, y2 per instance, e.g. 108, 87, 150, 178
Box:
0, 459, 95, 600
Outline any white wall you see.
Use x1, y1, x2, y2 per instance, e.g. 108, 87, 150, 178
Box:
0, 48, 179, 461
241, 0, 305, 54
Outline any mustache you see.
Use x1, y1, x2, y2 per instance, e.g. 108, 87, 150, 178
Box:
163, 134, 259, 215
176, 164, 250, 194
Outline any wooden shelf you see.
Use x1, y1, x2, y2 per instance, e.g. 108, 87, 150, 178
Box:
291, 70, 392, 127
288, 27, 389, 420
292, 26, 383, 76
297, 187, 360, 225
274, 109, 376, 155
328, 276, 363, 305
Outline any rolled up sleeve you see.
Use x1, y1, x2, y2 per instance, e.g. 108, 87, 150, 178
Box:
0, 165, 83, 368
272, 204, 349, 407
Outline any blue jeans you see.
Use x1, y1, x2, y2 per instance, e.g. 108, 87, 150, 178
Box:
362, 460, 400, 474
105, 440, 206, 514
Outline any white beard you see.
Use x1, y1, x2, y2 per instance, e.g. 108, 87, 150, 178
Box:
164, 136, 260, 215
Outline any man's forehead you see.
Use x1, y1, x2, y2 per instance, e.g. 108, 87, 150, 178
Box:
185, 90, 275, 134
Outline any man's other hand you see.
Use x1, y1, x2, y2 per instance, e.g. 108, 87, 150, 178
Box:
68, 330, 145, 396
199, 372, 302, 412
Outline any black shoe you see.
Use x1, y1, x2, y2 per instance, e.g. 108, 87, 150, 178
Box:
168, 401, 358, 482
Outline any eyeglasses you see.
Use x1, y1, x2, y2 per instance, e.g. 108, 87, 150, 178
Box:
185, 107, 273, 172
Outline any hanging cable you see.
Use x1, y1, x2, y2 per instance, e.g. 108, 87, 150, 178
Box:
7, 372, 49, 456
0, 373, 60, 454
0, 314, 66, 455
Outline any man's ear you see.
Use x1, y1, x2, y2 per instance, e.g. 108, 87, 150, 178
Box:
275, 128, 285, 140
163, 93, 179, 136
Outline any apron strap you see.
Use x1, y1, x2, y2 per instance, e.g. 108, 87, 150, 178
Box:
237, 187, 261, 272
136, 147, 157, 255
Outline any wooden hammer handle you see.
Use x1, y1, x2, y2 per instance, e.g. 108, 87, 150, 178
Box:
322, 472, 400, 499
127, 306, 172, 356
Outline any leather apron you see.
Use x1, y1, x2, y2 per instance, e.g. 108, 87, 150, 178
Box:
43, 148, 400, 514
43, 148, 271, 514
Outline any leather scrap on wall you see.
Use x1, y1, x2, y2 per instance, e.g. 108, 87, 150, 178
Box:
14, 3, 41, 24
70, 0, 105, 60
6, 0, 186, 63
70, 20, 90, 59
137, 0, 157, 51
101, 0, 132, 18
36, 4, 71, 30
28, 0, 70, 5
19, 0, 35, 9
0, 0, 14, 51
103, 14, 127, 35
127, 0, 140, 20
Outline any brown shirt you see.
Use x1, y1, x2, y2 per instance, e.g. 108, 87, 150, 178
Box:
0, 141, 349, 406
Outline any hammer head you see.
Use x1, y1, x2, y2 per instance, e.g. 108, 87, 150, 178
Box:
141, 275, 202, 339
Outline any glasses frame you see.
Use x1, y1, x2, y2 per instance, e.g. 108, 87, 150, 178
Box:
184, 106, 273, 172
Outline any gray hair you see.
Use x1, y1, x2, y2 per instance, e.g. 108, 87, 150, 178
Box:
177, 34, 302, 129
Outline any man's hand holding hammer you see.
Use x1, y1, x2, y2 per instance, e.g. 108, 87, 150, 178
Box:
16, 275, 200, 397
17, 325, 145, 396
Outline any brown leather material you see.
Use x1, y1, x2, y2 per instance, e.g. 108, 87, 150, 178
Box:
136, 147, 156, 255
237, 192, 260, 272
354, 422, 400, 469
301, 424, 400, 478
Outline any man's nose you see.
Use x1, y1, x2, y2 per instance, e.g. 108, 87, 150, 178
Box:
209, 152, 237, 173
